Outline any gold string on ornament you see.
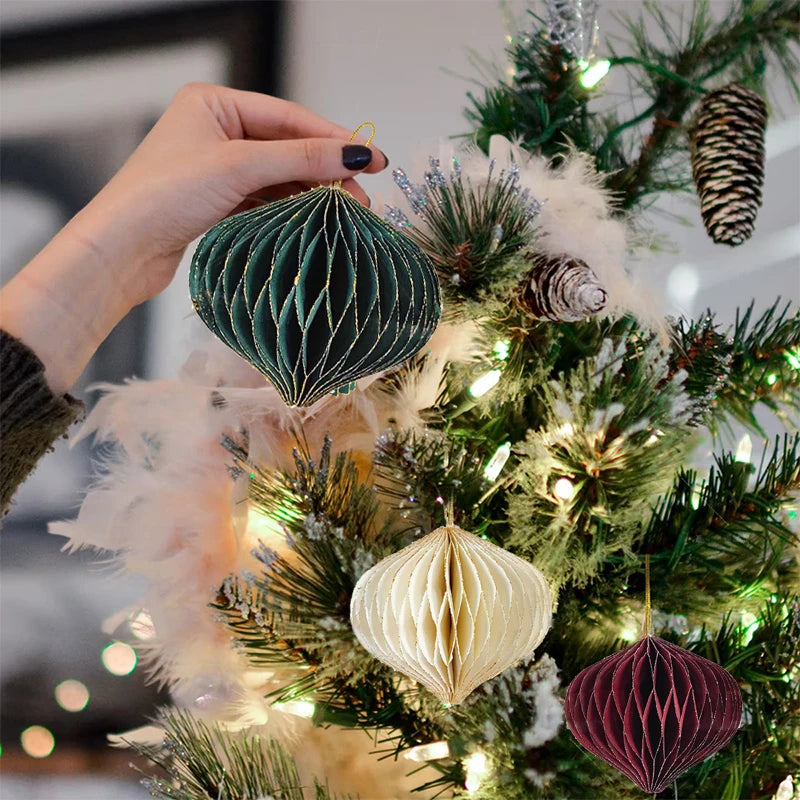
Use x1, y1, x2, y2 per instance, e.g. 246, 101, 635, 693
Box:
334, 121, 376, 189
643, 553, 652, 638
444, 497, 456, 528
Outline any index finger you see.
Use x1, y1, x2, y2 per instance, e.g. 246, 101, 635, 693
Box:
218, 87, 387, 173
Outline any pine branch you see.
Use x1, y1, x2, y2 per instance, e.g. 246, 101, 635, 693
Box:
673, 301, 800, 433
388, 158, 541, 301
638, 435, 800, 619
466, 0, 800, 210
676, 596, 800, 798
506, 332, 693, 588
215, 438, 449, 760
132, 709, 346, 800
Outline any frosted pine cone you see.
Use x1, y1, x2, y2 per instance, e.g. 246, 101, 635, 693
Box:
520, 253, 607, 322
689, 83, 767, 246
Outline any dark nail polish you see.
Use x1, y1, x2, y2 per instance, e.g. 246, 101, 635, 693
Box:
342, 144, 373, 170
380, 149, 390, 169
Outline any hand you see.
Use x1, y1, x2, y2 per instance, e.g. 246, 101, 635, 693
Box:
72, 83, 388, 309
0, 83, 389, 394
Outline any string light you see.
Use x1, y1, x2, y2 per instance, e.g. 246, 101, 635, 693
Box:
54, 679, 90, 712
740, 611, 760, 646
102, 642, 137, 676
130, 610, 156, 641
579, 58, 611, 88
403, 741, 450, 762
20, 726, 55, 758
464, 751, 490, 793
766, 373, 778, 386
785, 348, 800, 371
247, 505, 285, 542
619, 624, 639, 643
483, 442, 511, 482
469, 369, 502, 398
493, 340, 511, 361
554, 477, 575, 500
276, 699, 315, 719
735, 433, 753, 463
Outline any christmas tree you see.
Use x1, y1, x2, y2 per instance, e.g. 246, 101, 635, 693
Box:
55, 1, 800, 798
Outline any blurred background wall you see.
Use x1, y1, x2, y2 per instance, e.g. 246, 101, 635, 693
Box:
0, 1, 797, 798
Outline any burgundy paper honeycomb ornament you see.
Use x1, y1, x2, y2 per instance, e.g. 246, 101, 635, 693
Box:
564, 636, 742, 793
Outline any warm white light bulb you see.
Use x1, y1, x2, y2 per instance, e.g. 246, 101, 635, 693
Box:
580, 58, 611, 88
483, 442, 512, 482
464, 751, 489, 793
469, 369, 502, 398
276, 699, 315, 719
735, 434, 753, 463
404, 741, 450, 762
247, 505, 285, 541
773, 774, 795, 800
554, 477, 575, 500
493, 340, 510, 361
619, 627, 639, 643
740, 611, 760, 646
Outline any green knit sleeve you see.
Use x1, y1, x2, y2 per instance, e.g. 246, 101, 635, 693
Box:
1, 330, 84, 517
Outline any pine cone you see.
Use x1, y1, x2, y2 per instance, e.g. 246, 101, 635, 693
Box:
519, 253, 607, 322
689, 83, 767, 246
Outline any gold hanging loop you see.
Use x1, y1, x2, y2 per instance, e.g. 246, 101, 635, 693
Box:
334, 121, 376, 189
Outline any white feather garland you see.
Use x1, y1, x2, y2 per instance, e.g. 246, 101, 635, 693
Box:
389, 136, 665, 332
51, 320, 480, 715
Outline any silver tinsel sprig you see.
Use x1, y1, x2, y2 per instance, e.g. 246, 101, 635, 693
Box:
384, 205, 411, 230
392, 168, 428, 215
545, 0, 599, 63
424, 157, 447, 189
387, 156, 542, 228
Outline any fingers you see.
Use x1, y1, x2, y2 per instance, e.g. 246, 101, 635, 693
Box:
173, 84, 389, 176
198, 85, 388, 171
221, 86, 355, 140
221, 138, 384, 196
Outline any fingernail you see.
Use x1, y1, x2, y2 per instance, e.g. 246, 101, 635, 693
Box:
379, 149, 390, 169
342, 144, 373, 170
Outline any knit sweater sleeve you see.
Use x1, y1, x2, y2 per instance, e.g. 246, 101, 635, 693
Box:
1, 329, 84, 516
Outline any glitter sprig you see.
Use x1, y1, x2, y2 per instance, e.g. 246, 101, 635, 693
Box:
386, 155, 542, 297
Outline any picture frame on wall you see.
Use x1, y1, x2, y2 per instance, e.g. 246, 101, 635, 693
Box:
0, 0, 284, 777
0, 0, 284, 525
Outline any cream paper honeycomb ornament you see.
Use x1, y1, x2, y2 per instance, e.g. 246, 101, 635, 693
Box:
350, 524, 552, 704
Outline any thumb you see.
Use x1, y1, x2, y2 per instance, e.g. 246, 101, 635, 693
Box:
219, 138, 382, 195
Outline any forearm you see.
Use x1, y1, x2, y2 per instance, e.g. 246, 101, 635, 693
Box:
0, 214, 134, 396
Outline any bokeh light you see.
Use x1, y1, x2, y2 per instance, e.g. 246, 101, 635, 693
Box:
20, 726, 55, 758
101, 641, 137, 676
54, 679, 90, 712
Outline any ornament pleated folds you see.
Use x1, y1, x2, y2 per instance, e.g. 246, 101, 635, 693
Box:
350, 524, 552, 705
565, 635, 742, 793
190, 186, 441, 407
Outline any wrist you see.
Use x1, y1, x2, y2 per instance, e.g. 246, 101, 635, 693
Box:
0, 222, 133, 395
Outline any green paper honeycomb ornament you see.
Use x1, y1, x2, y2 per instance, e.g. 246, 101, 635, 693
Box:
190, 185, 441, 407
